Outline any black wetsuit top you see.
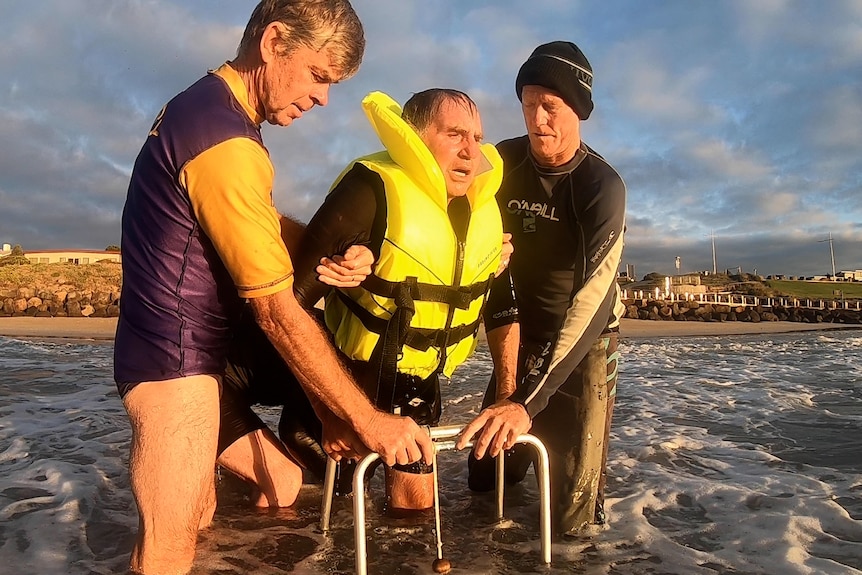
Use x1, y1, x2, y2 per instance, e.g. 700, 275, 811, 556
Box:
483, 136, 626, 418
293, 164, 388, 308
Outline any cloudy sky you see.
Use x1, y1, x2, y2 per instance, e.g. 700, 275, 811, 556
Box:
2, 0, 860, 278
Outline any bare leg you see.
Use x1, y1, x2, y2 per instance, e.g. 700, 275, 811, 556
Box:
124, 375, 220, 575
217, 427, 303, 507
386, 468, 434, 511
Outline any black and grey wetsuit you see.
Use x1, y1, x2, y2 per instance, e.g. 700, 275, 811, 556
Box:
470, 136, 626, 534
485, 136, 625, 415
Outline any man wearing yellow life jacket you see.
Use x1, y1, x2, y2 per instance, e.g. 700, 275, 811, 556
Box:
217, 89, 509, 510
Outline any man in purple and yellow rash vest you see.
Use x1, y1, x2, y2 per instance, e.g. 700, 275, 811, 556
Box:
113, 2, 433, 573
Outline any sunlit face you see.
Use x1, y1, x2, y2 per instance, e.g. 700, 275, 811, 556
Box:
419, 99, 484, 200
521, 84, 580, 167
259, 41, 338, 127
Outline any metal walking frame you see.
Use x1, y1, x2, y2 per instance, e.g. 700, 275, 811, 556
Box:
319, 424, 552, 575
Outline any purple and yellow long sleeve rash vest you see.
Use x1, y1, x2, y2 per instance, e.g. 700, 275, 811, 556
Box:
114, 64, 294, 389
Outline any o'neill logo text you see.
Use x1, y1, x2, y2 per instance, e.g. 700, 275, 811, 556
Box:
507, 199, 560, 221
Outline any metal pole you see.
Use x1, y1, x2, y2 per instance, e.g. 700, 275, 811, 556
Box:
819, 233, 837, 279
353, 453, 381, 575
515, 434, 552, 565
711, 231, 717, 275
320, 456, 337, 532
495, 452, 505, 520
431, 448, 444, 561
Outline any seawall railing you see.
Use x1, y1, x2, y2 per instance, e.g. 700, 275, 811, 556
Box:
620, 290, 862, 311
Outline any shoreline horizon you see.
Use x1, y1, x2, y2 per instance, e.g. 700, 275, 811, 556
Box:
1, 316, 861, 343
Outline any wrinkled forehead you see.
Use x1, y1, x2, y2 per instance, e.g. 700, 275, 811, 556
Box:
433, 98, 482, 132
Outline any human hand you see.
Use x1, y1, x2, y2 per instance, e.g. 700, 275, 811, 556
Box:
494, 233, 513, 277
317, 244, 374, 287
355, 410, 434, 468
455, 399, 531, 459
321, 416, 370, 462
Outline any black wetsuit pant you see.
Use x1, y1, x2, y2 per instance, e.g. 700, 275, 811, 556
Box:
468, 332, 619, 535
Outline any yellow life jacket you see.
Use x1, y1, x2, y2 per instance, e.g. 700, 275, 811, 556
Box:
324, 91, 503, 382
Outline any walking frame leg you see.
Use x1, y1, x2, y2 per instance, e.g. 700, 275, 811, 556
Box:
319, 425, 552, 574
353, 453, 380, 575
320, 456, 337, 533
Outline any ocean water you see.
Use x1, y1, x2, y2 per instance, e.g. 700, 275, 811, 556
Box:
1, 329, 861, 574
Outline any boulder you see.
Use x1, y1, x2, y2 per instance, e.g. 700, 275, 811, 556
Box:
2, 298, 15, 315
66, 301, 82, 317
93, 291, 112, 306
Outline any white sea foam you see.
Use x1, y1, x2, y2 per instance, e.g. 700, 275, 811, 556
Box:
1, 330, 860, 574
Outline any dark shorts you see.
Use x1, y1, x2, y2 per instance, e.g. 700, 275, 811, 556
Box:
218, 311, 311, 454
218, 311, 442, 477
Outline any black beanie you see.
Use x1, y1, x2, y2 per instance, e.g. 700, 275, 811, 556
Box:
515, 41, 594, 120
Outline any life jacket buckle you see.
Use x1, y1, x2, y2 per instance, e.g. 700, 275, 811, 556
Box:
454, 286, 474, 309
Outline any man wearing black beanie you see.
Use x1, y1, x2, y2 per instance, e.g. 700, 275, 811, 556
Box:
458, 41, 627, 536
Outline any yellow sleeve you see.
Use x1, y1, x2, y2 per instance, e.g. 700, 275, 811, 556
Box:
182, 137, 294, 299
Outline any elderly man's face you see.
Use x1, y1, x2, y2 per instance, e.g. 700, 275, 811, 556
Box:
260, 43, 338, 127
420, 100, 484, 200
521, 85, 580, 167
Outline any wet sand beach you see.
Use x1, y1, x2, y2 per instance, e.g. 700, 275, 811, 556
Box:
0, 317, 119, 341
1, 316, 859, 342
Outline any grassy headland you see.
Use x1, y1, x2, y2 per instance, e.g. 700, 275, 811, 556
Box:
763, 280, 862, 299
0, 261, 122, 294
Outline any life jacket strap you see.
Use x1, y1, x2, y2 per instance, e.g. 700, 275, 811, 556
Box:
362, 274, 493, 310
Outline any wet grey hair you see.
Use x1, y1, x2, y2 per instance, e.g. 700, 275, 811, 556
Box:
401, 88, 477, 133
237, 0, 365, 80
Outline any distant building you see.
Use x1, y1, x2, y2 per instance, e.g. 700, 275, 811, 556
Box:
668, 274, 706, 295
23, 249, 121, 265
837, 270, 862, 282
0, 243, 10, 257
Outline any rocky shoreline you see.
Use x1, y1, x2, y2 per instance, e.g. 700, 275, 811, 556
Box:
0, 263, 121, 318
2, 265, 859, 327
1, 284, 120, 318
624, 297, 861, 325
